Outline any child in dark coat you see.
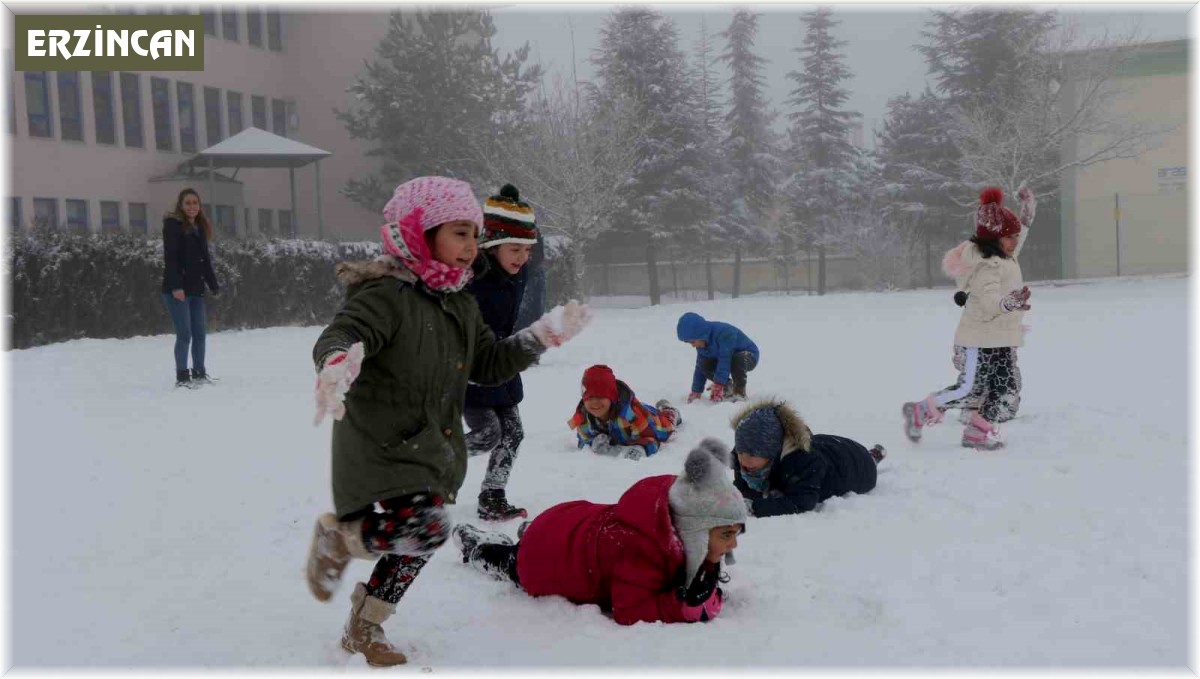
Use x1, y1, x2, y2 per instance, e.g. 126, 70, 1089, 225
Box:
731, 399, 885, 518
464, 184, 540, 522
452, 439, 747, 626
568, 364, 681, 460
304, 177, 590, 667
676, 312, 759, 402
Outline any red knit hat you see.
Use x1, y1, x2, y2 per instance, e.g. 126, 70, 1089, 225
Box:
581, 365, 618, 402
975, 187, 1021, 240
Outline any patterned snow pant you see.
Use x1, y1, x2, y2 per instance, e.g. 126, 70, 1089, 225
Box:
340, 493, 450, 605
935, 346, 1020, 424
463, 404, 524, 492
952, 346, 1022, 422
699, 351, 759, 392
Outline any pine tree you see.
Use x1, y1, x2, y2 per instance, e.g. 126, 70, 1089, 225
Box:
690, 17, 727, 300
875, 87, 961, 286
593, 8, 711, 305
784, 6, 861, 295
336, 10, 541, 210
720, 8, 778, 299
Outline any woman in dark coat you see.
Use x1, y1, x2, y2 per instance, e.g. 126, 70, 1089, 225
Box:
161, 188, 219, 388
731, 399, 886, 518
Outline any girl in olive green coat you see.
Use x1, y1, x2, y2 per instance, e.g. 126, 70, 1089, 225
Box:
304, 176, 589, 667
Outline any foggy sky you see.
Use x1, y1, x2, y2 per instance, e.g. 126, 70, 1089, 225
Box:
491, 4, 1189, 146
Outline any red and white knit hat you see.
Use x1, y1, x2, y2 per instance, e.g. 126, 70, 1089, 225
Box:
975, 187, 1021, 240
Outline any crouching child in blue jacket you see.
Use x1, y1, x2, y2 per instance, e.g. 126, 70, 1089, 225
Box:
676, 312, 759, 402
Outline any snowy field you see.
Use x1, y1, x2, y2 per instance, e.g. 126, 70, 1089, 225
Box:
8, 275, 1190, 670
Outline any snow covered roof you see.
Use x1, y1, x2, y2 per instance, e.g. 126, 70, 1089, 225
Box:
184, 127, 332, 169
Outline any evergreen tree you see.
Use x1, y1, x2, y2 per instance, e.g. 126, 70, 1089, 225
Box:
690, 17, 728, 300
719, 8, 779, 298
337, 10, 541, 210
593, 8, 711, 304
875, 87, 961, 286
784, 6, 861, 295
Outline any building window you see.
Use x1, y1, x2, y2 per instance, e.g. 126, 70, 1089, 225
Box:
100, 201, 121, 232
257, 208, 273, 236
278, 209, 292, 237
204, 86, 222, 147
227, 91, 243, 136
33, 198, 58, 229
11, 197, 22, 231
244, 207, 251, 234
222, 9, 239, 41
271, 98, 286, 137
215, 204, 236, 236
8, 68, 15, 135
177, 82, 196, 153
247, 9, 262, 47
57, 71, 83, 141
92, 71, 116, 145
251, 95, 266, 130
151, 77, 173, 151
24, 72, 52, 138
129, 202, 148, 234
172, 6, 191, 15
266, 9, 282, 51
201, 8, 217, 36
120, 72, 143, 148
65, 199, 88, 233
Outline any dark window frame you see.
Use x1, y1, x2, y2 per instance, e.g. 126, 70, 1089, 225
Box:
32, 197, 58, 229
57, 71, 83, 141
151, 76, 173, 151
128, 202, 149, 234
226, 90, 243, 136
271, 97, 286, 137
247, 8, 263, 47
120, 72, 144, 148
203, 86, 222, 147
65, 199, 89, 233
266, 9, 282, 51
222, 9, 239, 41
100, 200, 121, 231
177, 81, 196, 153
251, 94, 266, 130
92, 71, 117, 145
24, 71, 52, 138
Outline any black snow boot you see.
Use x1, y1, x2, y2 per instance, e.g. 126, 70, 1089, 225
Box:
190, 368, 215, 385
175, 370, 194, 388
477, 489, 528, 522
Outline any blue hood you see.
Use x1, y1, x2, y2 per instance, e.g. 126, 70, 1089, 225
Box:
676, 312, 710, 342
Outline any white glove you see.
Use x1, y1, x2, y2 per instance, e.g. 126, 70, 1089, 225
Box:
313, 342, 364, 425
529, 300, 591, 349
590, 434, 645, 460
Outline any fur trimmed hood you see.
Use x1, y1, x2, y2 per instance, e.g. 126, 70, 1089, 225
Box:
730, 398, 813, 459
335, 254, 418, 287
942, 240, 1003, 289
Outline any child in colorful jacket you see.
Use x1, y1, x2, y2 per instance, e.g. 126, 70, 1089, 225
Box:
304, 177, 589, 667
568, 364, 681, 460
452, 438, 747, 626
903, 185, 1035, 450
675, 312, 759, 402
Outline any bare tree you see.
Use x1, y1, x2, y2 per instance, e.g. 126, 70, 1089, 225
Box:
920, 10, 1173, 204
479, 75, 646, 300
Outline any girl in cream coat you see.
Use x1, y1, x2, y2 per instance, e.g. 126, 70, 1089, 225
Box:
903, 186, 1036, 450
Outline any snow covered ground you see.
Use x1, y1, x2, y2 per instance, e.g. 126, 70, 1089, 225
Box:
7, 275, 1189, 670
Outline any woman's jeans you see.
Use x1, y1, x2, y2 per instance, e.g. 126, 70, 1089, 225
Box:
163, 293, 206, 372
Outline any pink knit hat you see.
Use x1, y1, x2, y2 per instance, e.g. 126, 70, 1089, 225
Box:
379, 177, 483, 292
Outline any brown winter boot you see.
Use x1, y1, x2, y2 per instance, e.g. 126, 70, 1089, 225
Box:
306, 513, 372, 602
341, 582, 408, 667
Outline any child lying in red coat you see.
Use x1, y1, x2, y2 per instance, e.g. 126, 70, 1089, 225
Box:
567, 364, 681, 460
451, 438, 748, 625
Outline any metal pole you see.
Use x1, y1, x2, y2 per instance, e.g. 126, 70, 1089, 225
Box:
289, 166, 297, 238
315, 159, 324, 241
1114, 192, 1121, 277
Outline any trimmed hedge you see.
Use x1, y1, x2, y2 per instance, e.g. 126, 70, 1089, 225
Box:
8, 228, 572, 350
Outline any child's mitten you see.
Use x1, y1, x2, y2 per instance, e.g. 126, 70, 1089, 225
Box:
1000, 286, 1032, 313
679, 563, 724, 622
709, 383, 726, 402
528, 300, 591, 348
313, 342, 364, 425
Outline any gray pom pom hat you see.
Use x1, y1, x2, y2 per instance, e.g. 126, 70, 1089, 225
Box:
667, 438, 748, 582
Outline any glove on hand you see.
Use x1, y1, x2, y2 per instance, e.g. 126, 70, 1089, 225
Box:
313, 342, 364, 425
591, 434, 645, 461
1000, 286, 1032, 313
709, 383, 726, 402
528, 300, 591, 348
687, 391, 703, 404
680, 566, 724, 623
